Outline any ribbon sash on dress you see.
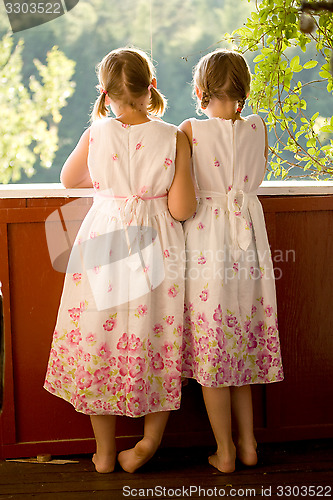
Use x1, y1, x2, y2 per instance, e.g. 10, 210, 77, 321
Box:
85, 191, 168, 310
198, 189, 256, 260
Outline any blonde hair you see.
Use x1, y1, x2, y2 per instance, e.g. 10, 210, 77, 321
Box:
91, 47, 167, 121
193, 49, 251, 115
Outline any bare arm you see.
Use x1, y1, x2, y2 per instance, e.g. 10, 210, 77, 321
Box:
60, 128, 93, 188
168, 130, 197, 221
259, 117, 268, 184
179, 119, 193, 153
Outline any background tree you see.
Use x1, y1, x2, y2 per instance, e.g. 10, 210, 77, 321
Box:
0, 33, 75, 183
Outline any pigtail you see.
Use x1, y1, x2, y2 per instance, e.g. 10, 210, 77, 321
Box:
236, 96, 246, 115
91, 85, 110, 122
201, 90, 211, 110
147, 86, 167, 117
194, 89, 210, 115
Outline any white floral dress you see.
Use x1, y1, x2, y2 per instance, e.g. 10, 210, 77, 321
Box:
44, 118, 185, 417
183, 115, 284, 387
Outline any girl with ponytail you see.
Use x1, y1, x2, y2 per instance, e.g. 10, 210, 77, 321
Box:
44, 47, 196, 474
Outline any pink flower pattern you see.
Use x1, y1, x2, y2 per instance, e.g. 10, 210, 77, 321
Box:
135, 304, 147, 317
165, 315, 174, 325
72, 273, 82, 285
198, 254, 206, 265
182, 297, 283, 386
153, 323, 163, 335
164, 158, 172, 169
168, 284, 179, 298
199, 289, 208, 301
103, 316, 117, 331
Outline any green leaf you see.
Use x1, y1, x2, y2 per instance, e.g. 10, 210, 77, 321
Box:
320, 126, 333, 133
253, 54, 266, 62
290, 56, 303, 72
303, 60, 318, 69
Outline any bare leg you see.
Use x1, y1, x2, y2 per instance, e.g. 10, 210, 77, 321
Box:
230, 385, 257, 466
202, 386, 236, 473
90, 415, 117, 473
118, 411, 170, 473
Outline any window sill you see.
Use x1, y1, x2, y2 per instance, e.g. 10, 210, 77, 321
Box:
0, 180, 332, 199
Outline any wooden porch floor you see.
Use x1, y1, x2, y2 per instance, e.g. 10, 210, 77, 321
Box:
1, 439, 332, 499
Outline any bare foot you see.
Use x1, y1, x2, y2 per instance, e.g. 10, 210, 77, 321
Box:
118, 436, 158, 473
236, 441, 258, 467
208, 447, 236, 473
92, 452, 116, 473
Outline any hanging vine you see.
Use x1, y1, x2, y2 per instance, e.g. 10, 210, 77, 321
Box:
227, 0, 333, 179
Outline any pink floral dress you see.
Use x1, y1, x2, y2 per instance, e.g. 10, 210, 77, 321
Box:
44, 118, 185, 417
183, 115, 283, 387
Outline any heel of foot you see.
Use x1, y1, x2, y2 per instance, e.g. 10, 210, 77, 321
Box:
236, 446, 258, 467
92, 453, 116, 473
208, 452, 236, 474
118, 437, 158, 473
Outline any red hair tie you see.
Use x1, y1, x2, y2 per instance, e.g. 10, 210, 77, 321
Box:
101, 89, 108, 95
236, 106, 242, 113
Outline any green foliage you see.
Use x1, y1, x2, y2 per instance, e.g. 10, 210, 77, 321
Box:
0, 33, 75, 183
230, 0, 333, 179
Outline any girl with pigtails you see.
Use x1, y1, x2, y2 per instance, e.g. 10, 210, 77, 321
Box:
181, 49, 283, 473
44, 47, 196, 473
